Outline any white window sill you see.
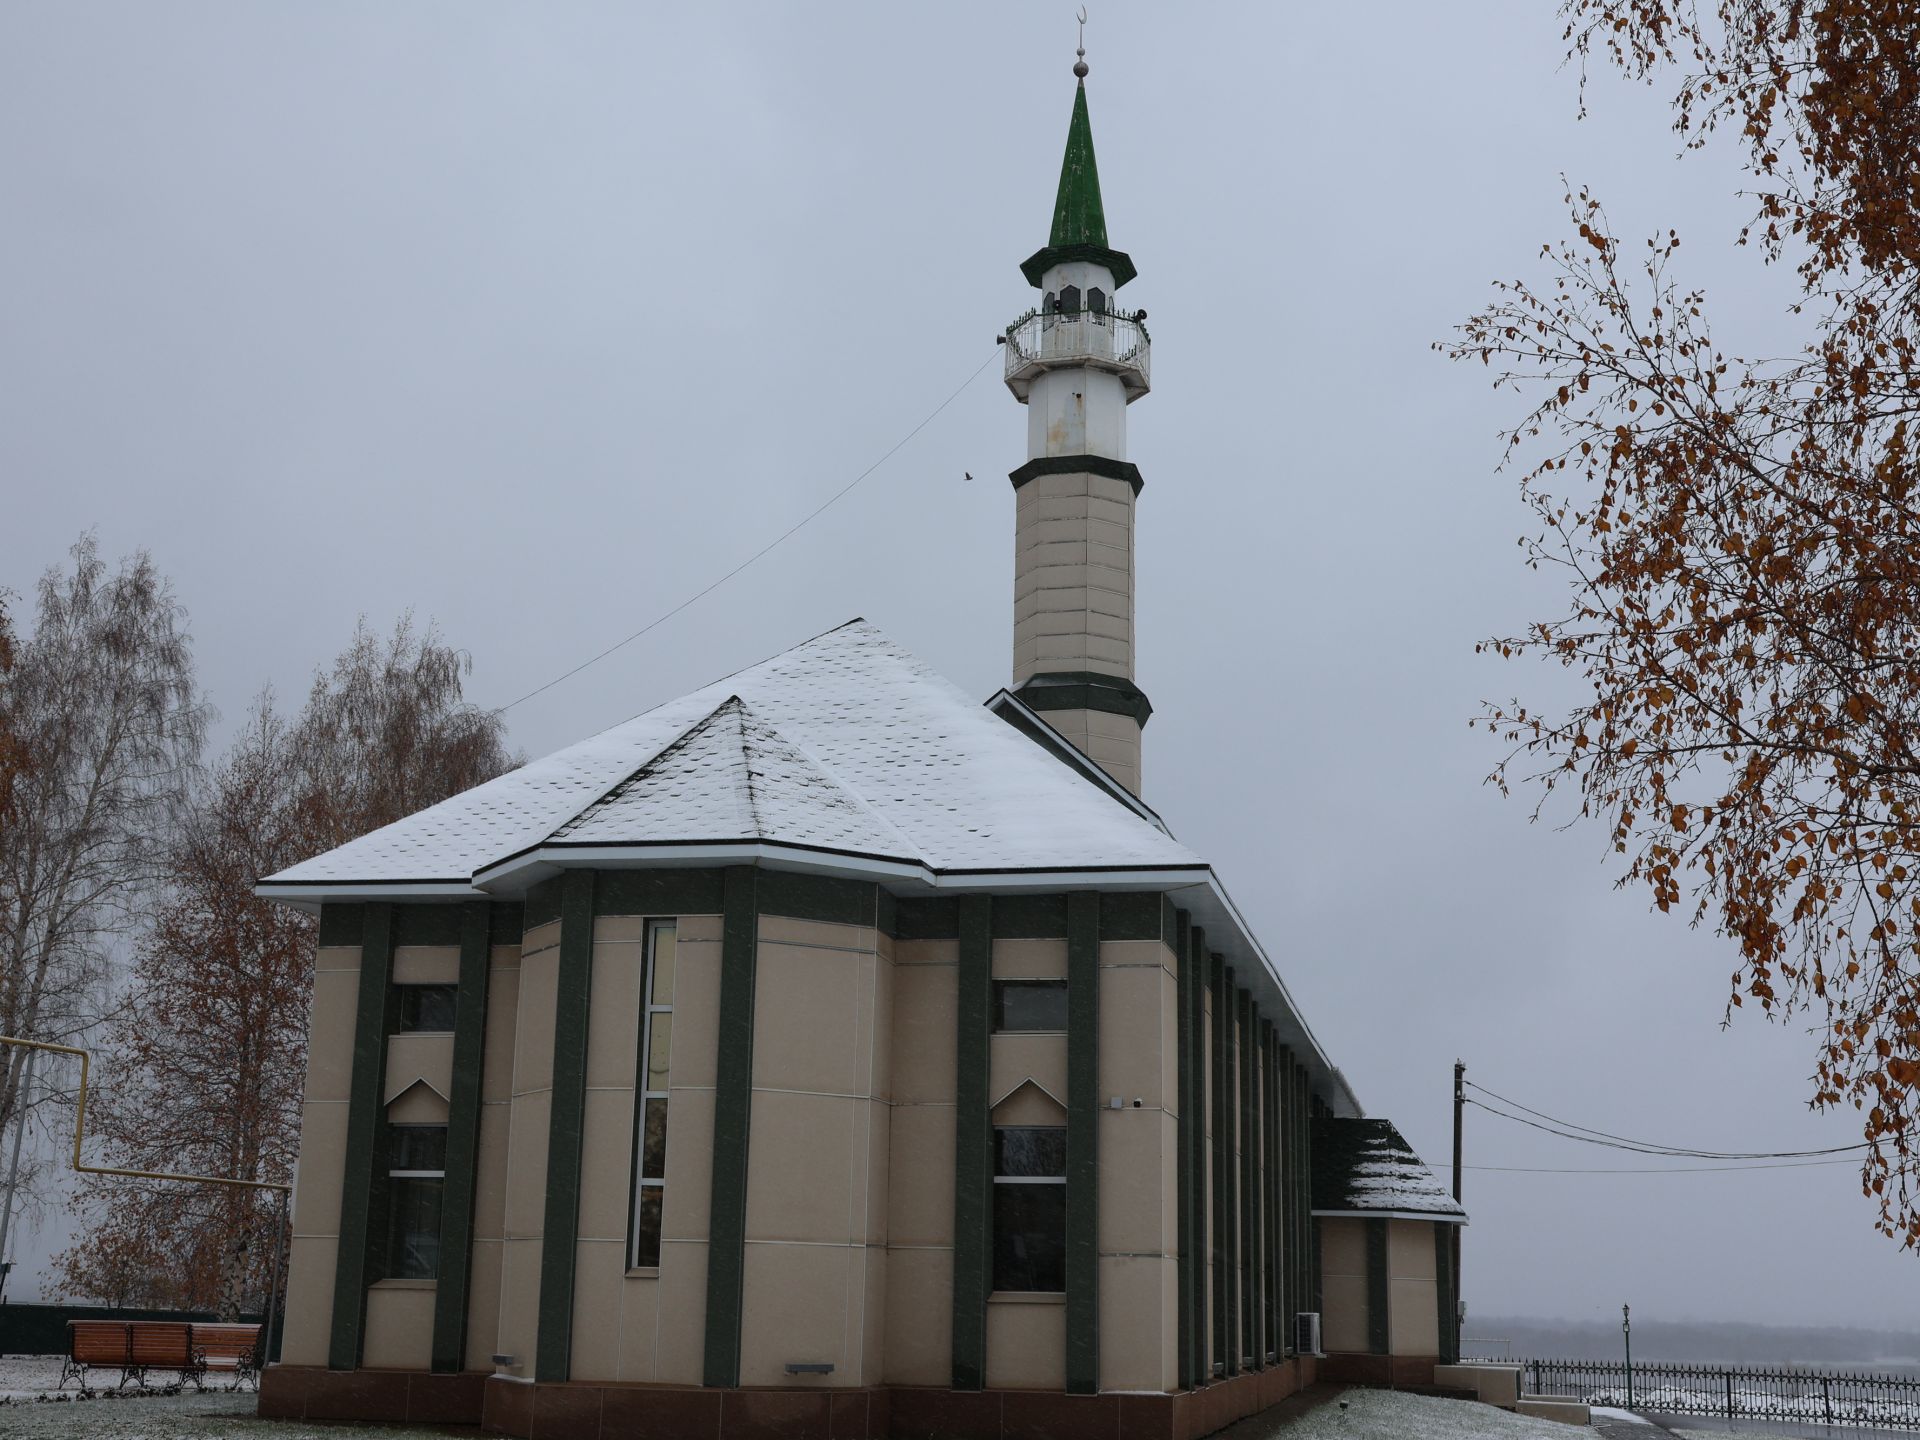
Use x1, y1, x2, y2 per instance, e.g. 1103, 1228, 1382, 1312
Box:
988, 1291, 1065, 1305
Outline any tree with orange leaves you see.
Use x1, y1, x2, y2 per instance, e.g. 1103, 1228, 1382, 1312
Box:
1446, 1, 1920, 1246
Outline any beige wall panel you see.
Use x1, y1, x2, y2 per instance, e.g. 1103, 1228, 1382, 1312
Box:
745, 1090, 856, 1244
576, 1088, 636, 1242
385, 1032, 454, 1105
653, 1239, 708, 1384
1098, 1255, 1173, 1393
859, 1247, 886, 1388
482, 960, 521, 1101
893, 939, 957, 967
279, 1236, 337, 1367
992, 938, 1068, 981
678, 913, 723, 944
315, 944, 360, 973
473, 1102, 513, 1241
568, 1238, 626, 1381
290, 1100, 348, 1238
863, 1099, 890, 1247
1084, 707, 1141, 739
990, 1032, 1067, 1111
512, 951, 558, 1096
886, 1104, 955, 1247
464, 1236, 504, 1370
1097, 938, 1165, 971
867, 950, 893, 1105
363, 1283, 434, 1370
391, 944, 460, 987
386, 1083, 450, 1126
992, 1084, 1067, 1128
1097, 965, 1164, 1107
670, 935, 722, 1090
503, 1092, 551, 1239
662, 1086, 714, 1243
754, 941, 862, 1097
618, 1273, 662, 1381
594, 915, 649, 943
1389, 1219, 1439, 1280
985, 1299, 1066, 1390
1320, 1272, 1370, 1355
882, 1246, 951, 1386
1098, 1108, 1167, 1256
1321, 1217, 1367, 1277
738, 1242, 854, 1386
521, 919, 561, 959
1390, 1278, 1440, 1357
758, 914, 878, 954
495, 1237, 542, 1373
1160, 969, 1180, 1118
585, 940, 643, 1090
891, 963, 957, 1104
304, 968, 359, 1103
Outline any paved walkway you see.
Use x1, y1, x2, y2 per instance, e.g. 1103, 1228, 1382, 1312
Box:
1592, 1408, 1679, 1439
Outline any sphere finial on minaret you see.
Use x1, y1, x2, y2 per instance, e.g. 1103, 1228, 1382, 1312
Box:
1073, 6, 1089, 79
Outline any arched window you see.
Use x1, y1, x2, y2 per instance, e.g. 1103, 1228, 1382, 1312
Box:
1058, 284, 1081, 316
1042, 290, 1057, 328
1088, 287, 1107, 325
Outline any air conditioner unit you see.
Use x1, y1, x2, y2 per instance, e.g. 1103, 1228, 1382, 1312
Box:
1294, 1312, 1323, 1357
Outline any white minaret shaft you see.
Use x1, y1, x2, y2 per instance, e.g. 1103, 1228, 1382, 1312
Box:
1002, 53, 1151, 795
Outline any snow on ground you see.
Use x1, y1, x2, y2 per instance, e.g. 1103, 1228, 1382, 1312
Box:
1265, 1387, 1584, 1438
0, 1356, 461, 1439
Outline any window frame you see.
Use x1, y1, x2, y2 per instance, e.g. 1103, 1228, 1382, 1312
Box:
384, 1122, 448, 1281
991, 1123, 1068, 1295
991, 978, 1069, 1034
626, 919, 676, 1271
394, 982, 458, 1035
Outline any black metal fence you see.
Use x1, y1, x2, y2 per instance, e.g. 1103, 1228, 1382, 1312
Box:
1521, 1357, 1920, 1431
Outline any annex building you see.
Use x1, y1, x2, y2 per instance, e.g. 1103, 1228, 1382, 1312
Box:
257, 52, 1466, 1440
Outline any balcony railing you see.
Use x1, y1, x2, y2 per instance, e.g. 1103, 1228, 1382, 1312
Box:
1001, 307, 1151, 401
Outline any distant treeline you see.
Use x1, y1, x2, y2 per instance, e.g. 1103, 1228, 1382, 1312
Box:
1466, 1316, 1920, 1371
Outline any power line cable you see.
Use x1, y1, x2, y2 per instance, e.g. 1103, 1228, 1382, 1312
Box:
1464, 1080, 1872, 1160
497, 348, 1001, 715
1458, 1156, 1867, 1175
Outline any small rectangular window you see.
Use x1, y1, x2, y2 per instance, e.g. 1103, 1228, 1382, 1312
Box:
385, 1124, 447, 1280
992, 1124, 1066, 1293
629, 921, 676, 1269
993, 979, 1067, 1033
396, 984, 457, 1033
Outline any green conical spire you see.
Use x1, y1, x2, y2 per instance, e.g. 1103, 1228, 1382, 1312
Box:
1020, 71, 1137, 289
1049, 81, 1109, 249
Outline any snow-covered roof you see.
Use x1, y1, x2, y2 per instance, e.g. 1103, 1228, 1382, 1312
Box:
261, 619, 1203, 892
1311, 1117, 1466, 1223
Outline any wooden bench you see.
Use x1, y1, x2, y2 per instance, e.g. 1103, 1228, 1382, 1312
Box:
188, 1322, 263, 1390
60, 1317, 262, 1391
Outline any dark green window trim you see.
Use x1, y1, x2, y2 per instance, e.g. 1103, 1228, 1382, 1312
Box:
1014, 672, 1153, 728
1173, 910, 1194, 1391
702, 867, 759, 1387
1064, 891, 1100, 1395
594, 868, 725, 920
431, 901, 495, 1373
1365, 1217, 1389, 1356
327, 902, 395, 1371
1007, 453, 1144, 497
535, 871, 596, 1382
1208, 952, 1228, 1378
950, 895, 992, 1391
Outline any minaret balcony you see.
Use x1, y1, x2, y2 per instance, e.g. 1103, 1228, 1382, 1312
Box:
1001, 307, 1151, 403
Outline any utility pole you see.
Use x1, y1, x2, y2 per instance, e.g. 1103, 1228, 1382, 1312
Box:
0, 1048, 37, 1303
1451, 1060, 1465, 1362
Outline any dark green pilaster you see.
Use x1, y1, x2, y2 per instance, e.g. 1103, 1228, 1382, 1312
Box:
1208, 952, 1228, 1377
431, 901, 494, 1373
328, 902, 396, 1371
1365, 1217, 1389, 1355
950, 895, 993, 1391
1187, 925, 1210, 1387
1278, 1047, 1295, 1349
536, 871, 596, 1382
1174, 910, 1194, 1391
1221, 970, 1239, 1377
1436, 1224, 1458, 1364
1065, 891, 1100, 1394
1258, 1020, 1275, 1363
1298, 1064, 1313, 1339
1237, 992, 1255, 1367
703, 866, 759, 1387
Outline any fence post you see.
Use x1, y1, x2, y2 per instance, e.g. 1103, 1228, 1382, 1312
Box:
1821, 1375, 1832, 1424
1724, 1371, 1733, 1419
1530, 1360, 1538, 1396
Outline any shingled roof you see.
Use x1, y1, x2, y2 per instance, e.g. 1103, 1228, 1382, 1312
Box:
1312, 1117, 1466, 1223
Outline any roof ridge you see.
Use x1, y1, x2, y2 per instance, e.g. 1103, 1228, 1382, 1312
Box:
728, 698, 918, 855
550, 695, 749, 842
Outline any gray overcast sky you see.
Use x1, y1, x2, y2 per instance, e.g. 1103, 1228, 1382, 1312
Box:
2, 2, 1906, 1331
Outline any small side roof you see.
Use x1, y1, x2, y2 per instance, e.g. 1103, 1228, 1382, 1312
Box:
1312, 1117, 1466, 1225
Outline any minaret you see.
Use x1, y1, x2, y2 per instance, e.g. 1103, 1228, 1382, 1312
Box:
1002, 37, 1152, 795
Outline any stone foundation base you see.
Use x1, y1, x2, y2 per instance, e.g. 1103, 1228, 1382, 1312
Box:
258, 1356, 1319, 1440
1316, 1354, 1438, 1389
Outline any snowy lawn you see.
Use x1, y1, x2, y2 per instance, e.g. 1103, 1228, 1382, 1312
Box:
1264, 1388, 1589, 1437
0, 1356, 471, 1439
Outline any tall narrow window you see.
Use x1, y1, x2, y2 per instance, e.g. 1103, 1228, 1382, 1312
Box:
991, 1125, 1066, 1293
385, 1125, 447, 1279
628, 920, 677, 1268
